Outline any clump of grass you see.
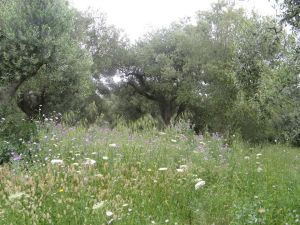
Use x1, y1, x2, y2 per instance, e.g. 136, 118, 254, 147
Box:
0, 124, 299, 224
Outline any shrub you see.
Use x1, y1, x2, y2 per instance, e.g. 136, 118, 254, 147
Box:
0, 103, 37, 164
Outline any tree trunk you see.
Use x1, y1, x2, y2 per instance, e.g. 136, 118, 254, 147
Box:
159, 101, 176, 126
0, 79, 24, 103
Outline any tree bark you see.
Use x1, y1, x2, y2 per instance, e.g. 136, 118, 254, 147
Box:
159, 100, 177, 126
0, 78, 24, 103
0, 62, 45, 104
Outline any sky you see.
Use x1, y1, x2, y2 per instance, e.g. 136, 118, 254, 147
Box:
70, 0, 278, 41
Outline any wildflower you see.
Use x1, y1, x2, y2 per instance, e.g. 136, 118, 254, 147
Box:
256, 153, 262, 159
195, 178, 206, 190
102, 156, 109, 160
50, 159, 64, 165
257, 167, 263, 173
176, 169, 184, 173
258, 208, 266, 213
8, 192, 29, 201
171, 139, 177, 143
106, 211, 113, 217
12, 152, 22, 161
244, 156, 250, 160
180, 165, 188, 170
109, 143, 118, 148
158, 167, 168, 171
165, 219, 169, 223
83, 158, 96, 166
59, 188, 64, 193
92, 201, 105, 210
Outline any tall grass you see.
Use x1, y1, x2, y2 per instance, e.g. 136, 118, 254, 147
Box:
0, 123, 299, 224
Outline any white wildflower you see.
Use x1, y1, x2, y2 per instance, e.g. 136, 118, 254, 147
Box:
83, 158, 96, 166
244, 156, 250, 160
195, 179, 206, 190
257, 167, 263, 173
158, 167, 168, 171
176, 168, 184, 173
109, 143, 118, 148
50, 159, 64, 165
106, 211, 113, 217
8, 192, 29, 201
102, 156, 109, 160
92, 201, 105, 210
171, 139, 177, 143
180, 165, 188, 170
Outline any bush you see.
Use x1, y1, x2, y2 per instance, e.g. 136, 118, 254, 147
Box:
0, 103, 38, 164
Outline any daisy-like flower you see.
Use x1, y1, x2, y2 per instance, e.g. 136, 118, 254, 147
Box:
50, 159, 64, 165
8, 192, 29, 201
92, 201, 105, 210
256, 153, 262, 159
109, 143, 118, 148
180, 165, 188, 170
83, 158, 96, 166
195, 178, 206, 190
106, 211, 113, 217
257, 167, 263, 173
258, 208, 266, 213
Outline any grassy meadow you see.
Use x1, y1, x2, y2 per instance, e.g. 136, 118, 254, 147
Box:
0, 122, 300, 225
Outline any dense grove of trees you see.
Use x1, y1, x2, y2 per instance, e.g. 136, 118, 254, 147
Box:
1, 0, 300, 162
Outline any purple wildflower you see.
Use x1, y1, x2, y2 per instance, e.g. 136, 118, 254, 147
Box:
12, 152, 22, 161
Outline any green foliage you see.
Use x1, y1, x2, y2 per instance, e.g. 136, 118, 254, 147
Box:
0, 103, 37, 164
0, 0, 93, 118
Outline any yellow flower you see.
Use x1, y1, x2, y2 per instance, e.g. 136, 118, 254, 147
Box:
59, 188, 64, 193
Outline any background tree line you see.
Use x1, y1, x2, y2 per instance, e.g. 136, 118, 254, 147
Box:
1, 0, 300, 162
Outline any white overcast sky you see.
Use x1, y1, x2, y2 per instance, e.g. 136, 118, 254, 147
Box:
70, 0, 277, 41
